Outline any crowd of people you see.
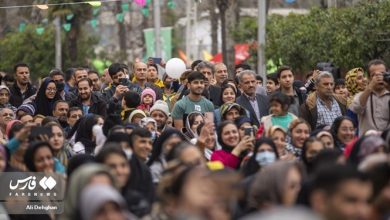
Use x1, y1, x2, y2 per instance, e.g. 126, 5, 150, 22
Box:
0, 58, 389, 220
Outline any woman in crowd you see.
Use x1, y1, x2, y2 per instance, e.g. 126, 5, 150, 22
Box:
235, 116, 254, 140
219, 103, 247, 123
345, 67, 367, 128
345, 135, 387, 168
23, 141, 65, 173
183, 111, 204, 140
315, 130, 335, 149
242, 137, 279, 177
247, 161, 303, 212
61, 164, 116, 220
147, 129, 187, 183
46, 122, 71, 168
194, 122, 218, 160
286, 118, 311, 158
33, 78, 62, 116
331, 116, 356, 152
301, 137, 325, 174
214, 82, 239, 124
73, 114, 99, 155
211, 121, 254, 169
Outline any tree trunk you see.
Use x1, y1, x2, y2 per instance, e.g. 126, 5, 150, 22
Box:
67, 16, 79, 66
116, 1, 127, 61
208, 0, 218, 55
217, 0, 229, 66
225, 0, 237, 78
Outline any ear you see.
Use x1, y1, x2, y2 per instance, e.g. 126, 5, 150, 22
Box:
310, 190, 327, 214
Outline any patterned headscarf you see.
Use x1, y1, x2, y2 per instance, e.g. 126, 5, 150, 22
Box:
345, 67, 365, 105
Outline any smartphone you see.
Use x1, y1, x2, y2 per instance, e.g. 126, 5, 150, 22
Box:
29, 126, 53, 141
119, 78, 128, 86
152, 57, 162, 64
244, 127, 254, 137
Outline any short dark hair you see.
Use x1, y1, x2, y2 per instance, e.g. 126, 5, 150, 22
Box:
108, 63, 124, 78
129, 127, 151, 149
311, 164, 369, 196
269, 92, 294, 111
53, 100, 69, 111
256, 75, 263, 82
14, 63, 29, 73
95, 143, 127, 163
191, 60, 203, 70
267, 73, 279, 85
67, 106, 82, 118
77, 78, 93, 87
64, 68, 75, 82
187, 71, 206, 83
49, 68, 64, 78
276, 65, 292, 79
88, 69, 99, 76
148, 64, 159, 73
122, 91, 140, 108
367, 59, 387, 77
235, 63, 251, 71
3, 74, 14, 82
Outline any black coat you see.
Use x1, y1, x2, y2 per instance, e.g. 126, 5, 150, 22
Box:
70, 92, 107, 118
9, 83, 36, 108
236, 94, 269, 127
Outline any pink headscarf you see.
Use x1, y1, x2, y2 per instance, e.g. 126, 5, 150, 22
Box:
5, 120, 22, 139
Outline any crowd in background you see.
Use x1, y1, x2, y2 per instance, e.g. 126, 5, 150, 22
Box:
0, 57, 389, 220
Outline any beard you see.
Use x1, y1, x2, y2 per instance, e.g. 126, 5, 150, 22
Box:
80, 93, 91, 101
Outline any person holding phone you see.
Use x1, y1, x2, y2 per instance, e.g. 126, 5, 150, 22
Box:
210, 121, 254, 169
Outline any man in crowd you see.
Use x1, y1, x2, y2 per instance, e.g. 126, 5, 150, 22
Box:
88, 70, 102, 92
52, 100, 70, 128
349, 59, 390, 135
266, 73, 279, 95
300, 71, 346, 130
49, 68, 75, 101
309, 164, 372, 220
171, 71, 214, 130
150, 100, 170, 133
276, 66, 307, 116
9, 63, 36, 108
65, 106, 83, 134
236, 70, 269, 127
214, 62, 229, 86
70, 78, 107, 118
196, 61, 222, 106
132, 62, 163, 99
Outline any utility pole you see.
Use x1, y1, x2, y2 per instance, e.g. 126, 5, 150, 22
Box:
257, 0, 266, 84
153, 0, 162, 57
54, 16, 62, 69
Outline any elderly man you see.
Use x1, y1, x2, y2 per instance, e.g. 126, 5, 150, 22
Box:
236, 70, 269, 127
132, 62, 163, 99
300, 71, 346, 130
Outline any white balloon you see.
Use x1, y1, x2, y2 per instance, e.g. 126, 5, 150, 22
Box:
165, 58, 186, 79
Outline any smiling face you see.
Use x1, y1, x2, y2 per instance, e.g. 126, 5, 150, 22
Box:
0, 88, 10, 105
188, 79, 205, 96
45, 82, 57, 99
221, 123, 240, 147
78, 80, 92, 101
151, 110, 168, 130
291, 123, 310, 148
104, 153, 130, 188
132, 136, 152, 161
222, 87, 236, 103
355, 71, 367, 91
33, 146, 54, 173
337, 119, 355, 144
271, 129, 287, 156
225, 107, 240, 121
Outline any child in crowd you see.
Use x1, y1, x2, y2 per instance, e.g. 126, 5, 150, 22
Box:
260, 92, 297, 132
334, 79, 349, 99
137, 88, 156, 114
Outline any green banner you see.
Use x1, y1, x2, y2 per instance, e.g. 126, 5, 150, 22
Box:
143, 27, 172, 61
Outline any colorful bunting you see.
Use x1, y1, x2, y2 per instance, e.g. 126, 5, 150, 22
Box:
63, 23, 71, 32
93, 8, 100, 16
18, 22, 26, 32
121, 3, 129, 11
35, 27, 45, 35
167, 0, 176, 9
134, 0, 146, 7
116, 13, 124, 22
141, 7, 149, 17
66, 14, 74, 21
91, 19, 99, 28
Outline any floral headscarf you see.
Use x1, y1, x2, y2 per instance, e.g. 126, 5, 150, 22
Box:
345, 67, 366, 105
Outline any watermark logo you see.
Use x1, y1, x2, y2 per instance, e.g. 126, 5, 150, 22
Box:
9, 176, 37, 190
39, 176, 56, 190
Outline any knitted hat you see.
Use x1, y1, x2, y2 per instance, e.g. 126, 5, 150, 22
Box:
128, 110, 147, 123
16, 103, 36, 116
0, 85, 10, 94
150, 100, 170, 118
141, 88, 156, 104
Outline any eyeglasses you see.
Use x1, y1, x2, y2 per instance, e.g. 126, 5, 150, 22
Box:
46, 88, 57, 92
2, 113, 14, 117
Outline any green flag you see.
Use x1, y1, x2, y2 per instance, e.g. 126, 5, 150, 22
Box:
143, 27, 172, 61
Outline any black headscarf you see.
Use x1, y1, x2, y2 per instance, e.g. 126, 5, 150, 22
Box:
75, 114, 98, 154
34, 78, 61, 116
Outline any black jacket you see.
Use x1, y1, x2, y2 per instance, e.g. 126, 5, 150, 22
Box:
70, 92, 107, 118
9, 83, 37, 108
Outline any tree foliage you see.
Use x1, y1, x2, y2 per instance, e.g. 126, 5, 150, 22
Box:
234, 0, 390, 75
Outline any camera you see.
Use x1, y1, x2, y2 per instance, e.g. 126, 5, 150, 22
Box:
384, 71, 390, 84
119, 78, 128, 86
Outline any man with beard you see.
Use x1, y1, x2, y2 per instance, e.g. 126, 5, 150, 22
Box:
150, 100, 170, 133
70, 78, 107, 118
0, 107, 15, 143
49, 68, 76, 101
52, 100, 69, 128
9, 63, 36, 108
196, 61, 222, 107
171, 71, 214, 130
